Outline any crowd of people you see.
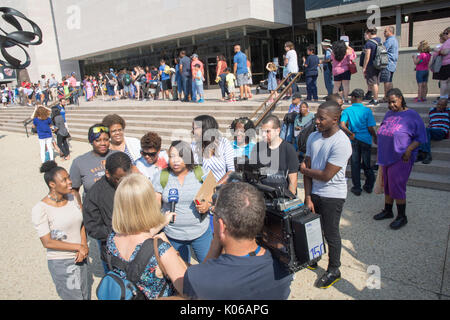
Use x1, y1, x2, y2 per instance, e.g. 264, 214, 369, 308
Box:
26, 26, 450, 300
30, 89, 449, 300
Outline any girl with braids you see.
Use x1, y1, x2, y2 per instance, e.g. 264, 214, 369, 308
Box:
31, 161, 90, 300
331, 40, 356, 103
374, 88, 427, 230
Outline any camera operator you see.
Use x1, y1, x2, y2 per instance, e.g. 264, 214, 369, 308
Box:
182, 182, 293, 300
249, 115, 299, 196
300, 100, 352, 289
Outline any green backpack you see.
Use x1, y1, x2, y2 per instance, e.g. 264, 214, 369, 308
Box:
160, 166, 204, 189
123, 73, 131, 86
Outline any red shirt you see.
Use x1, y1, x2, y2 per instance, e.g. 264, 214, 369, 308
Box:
191, 59, 204, 77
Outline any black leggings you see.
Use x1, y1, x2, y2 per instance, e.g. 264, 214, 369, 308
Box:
57, 134, 70, 157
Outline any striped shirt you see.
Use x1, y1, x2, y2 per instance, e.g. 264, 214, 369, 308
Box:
429, 107, 450, 134
123, 145, 135, 165
192, 137, 235, 182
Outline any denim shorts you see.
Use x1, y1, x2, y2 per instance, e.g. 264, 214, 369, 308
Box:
237, 73, 249, 86
416, 70, 429, 83
380, 69, 394, 83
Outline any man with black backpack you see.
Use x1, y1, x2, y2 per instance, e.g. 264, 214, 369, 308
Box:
362, 28, 385, 106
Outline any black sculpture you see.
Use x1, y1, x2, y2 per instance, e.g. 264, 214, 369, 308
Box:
0, 7, 42, 69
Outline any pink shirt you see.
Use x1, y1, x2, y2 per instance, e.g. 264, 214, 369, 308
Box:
331, 49, 356, 76
440, 39, 450, 66
68, 76, 77, 87
191, 59, 204, 77
415, 52, 431, 71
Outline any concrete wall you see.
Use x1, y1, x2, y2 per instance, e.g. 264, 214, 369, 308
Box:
316, 47, 440, 95
50, 0, 292, 60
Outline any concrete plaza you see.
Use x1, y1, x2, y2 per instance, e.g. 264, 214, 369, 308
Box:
0, 128, 448, 300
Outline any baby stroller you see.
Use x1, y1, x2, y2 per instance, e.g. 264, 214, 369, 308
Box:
256, 78, 286, 94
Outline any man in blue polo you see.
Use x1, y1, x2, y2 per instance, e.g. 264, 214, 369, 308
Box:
340, 88, 377, 196
381, 26, 399, 102
233, 44, 249, 100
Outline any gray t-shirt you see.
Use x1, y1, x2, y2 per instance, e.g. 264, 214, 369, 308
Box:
69, 150, 117, 197
153, 170, 209, 241
306, 130, 352, 199
180, 56, 191, 77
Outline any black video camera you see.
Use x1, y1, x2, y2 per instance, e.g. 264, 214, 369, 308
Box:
230, 155, 325, 273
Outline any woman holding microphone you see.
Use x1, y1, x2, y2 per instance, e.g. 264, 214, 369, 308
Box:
154, 140, 212, 264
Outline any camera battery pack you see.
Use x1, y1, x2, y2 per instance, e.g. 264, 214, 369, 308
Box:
258, 204, 325, 273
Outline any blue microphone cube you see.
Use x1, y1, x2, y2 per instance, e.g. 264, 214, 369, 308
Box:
168, 188, 179, 203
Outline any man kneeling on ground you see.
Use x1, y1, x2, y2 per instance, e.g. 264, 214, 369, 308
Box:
182, 182, 293, 300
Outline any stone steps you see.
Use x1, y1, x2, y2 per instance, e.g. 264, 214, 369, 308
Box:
1, 99, 449, 191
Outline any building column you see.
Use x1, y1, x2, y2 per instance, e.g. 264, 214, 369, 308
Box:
395, 6, 402, 44
408, 13, 414, 47
315, 20, 323, 55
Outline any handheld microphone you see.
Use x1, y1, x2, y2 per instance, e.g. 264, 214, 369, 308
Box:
168, 188, 179, 223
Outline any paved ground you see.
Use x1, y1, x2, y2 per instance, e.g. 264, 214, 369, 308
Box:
0, 129, 448, 300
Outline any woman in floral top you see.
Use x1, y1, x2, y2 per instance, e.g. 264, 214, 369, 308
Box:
106, 173, 187, 299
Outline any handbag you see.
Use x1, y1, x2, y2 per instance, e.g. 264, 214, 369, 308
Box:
349, 61, 357, 74
374, 166, 384, 194
430, 55, 442, 73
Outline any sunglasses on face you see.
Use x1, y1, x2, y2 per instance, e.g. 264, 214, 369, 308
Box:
141, 150, 158, 157
92, 126, 109, 134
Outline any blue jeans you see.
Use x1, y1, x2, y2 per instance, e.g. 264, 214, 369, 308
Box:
323, 66, 334, 95
195, 83, 204, 100
219, 73, 229, 98
176, 76, 183, 94
181, 75, 191, 101
191, 78, 198, 102
167, 226, 213, 264
281, 122, 295, 144
289, 73, 299, 95
350, 139, 375, 192
306, 75, 318, 100
97, 240, 109, 275
419, 128, 447, 153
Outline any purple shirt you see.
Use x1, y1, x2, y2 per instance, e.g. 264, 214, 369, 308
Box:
377, 109, 427, 166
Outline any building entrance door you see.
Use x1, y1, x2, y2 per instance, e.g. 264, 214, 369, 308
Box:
205, 56, 218, 89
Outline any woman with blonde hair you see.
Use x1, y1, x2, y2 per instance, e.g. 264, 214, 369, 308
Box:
106, 173, 187, 299
413, 40, 432, 102
32, 105, 55, 163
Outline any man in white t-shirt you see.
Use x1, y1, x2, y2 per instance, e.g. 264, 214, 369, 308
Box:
300, 100, 352, 289
284, 41, 300, 99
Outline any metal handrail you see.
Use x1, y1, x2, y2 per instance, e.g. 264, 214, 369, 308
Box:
253, 72, 302, 127
250, 73, 291, 120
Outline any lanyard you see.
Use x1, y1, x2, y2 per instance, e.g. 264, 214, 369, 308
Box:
245, 245, 261, 257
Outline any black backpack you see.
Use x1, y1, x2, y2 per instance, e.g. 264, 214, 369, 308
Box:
297, 115, 316, 154
96, 238, 166, 300
283, 112, 298, 124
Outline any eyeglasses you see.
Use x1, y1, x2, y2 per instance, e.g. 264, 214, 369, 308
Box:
141, 150, 158, 157
92, 126, 109, 134
110, 128, 123, 134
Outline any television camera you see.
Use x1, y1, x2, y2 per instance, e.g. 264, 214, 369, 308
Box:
227, 156, 326, 273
